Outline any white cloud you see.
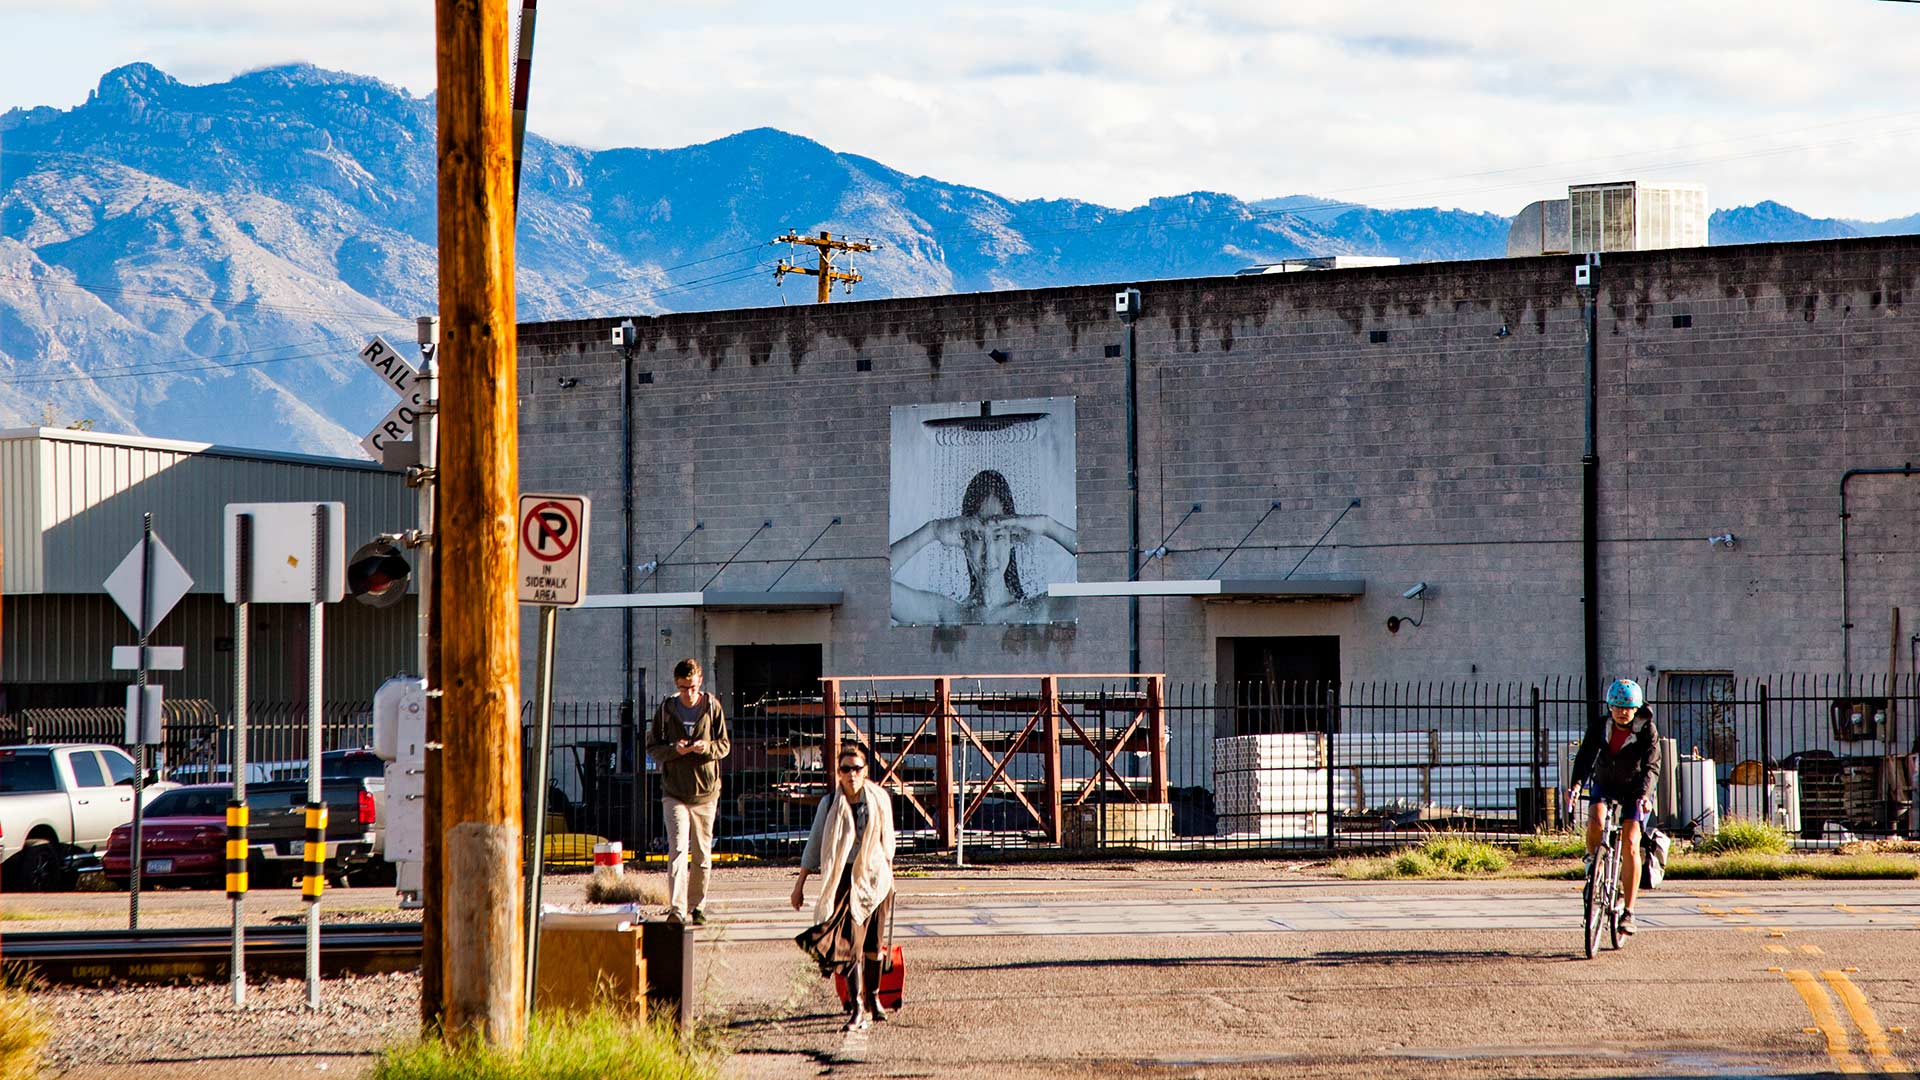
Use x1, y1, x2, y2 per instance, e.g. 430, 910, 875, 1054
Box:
6, 0, 1920, 219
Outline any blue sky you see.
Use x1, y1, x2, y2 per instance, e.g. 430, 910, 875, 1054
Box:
6, 0, 1919, 219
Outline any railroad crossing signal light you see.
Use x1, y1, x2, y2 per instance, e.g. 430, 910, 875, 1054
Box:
346, 539, 411, 608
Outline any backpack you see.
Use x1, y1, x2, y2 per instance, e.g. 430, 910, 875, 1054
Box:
1640, 826, 1672, 889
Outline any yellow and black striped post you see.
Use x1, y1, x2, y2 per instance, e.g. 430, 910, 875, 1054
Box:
301, 802, 328, 903
225, 801, 250, 898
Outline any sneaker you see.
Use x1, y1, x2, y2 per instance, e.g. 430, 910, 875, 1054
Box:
1618, 910, 1637, 936
691, 908, 708, 926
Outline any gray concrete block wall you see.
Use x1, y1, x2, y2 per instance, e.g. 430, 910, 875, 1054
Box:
515, 237, 1920, 702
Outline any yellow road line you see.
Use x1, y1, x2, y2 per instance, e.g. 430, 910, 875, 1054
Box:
1799, 944, 1825, 956
1782, 968, 1868, 1074
1734, 906, 1757, 915
1765, 944, 1790, 955
1822, 970, 1912, 1075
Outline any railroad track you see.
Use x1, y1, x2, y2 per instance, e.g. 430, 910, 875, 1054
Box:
0, 922, 422, 984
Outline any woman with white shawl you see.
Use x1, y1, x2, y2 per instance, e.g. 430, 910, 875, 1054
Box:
790, 742, 897, 1030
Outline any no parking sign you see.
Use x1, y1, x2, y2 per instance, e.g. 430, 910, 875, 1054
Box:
517, 493, 590, 607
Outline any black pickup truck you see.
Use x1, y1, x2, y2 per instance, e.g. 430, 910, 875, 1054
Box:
243, 778, 382, 887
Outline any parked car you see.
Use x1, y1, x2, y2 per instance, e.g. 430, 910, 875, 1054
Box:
101, 784, 229, 889
0, 744, 176, 890
321, 748, 388, 878
104, 778, 382, 889
241, 777, 384, 887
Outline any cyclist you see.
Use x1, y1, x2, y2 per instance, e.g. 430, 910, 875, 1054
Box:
1566, 678, 1661, 936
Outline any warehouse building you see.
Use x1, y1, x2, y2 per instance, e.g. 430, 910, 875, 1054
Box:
513, 235, 1918, 711
1, 427, 419, 751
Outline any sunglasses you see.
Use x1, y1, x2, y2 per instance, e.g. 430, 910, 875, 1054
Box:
837, 764, 865, 774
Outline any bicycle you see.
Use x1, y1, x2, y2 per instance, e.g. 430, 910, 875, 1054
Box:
1578, 795, 1627, 959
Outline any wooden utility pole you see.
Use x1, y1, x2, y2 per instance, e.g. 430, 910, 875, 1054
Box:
434, 0, 524, 1049
774, 230, 876, 302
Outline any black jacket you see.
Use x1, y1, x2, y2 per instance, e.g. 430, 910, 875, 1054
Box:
1569, 708, 1661, 803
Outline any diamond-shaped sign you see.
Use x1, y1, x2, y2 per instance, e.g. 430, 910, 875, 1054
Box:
104, 533, 193, 635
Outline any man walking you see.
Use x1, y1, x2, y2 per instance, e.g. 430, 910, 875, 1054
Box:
645, 657, 730, 925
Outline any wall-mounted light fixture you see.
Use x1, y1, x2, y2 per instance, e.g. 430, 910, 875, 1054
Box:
556, 376, 579, 389
1708, 533, 1737, 549
988, 348, 1010, 364
1494, 323, 1511, 338
1387, 581, 1429, 634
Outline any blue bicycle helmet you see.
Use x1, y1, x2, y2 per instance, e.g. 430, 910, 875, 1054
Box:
1603, 678, 1644, 710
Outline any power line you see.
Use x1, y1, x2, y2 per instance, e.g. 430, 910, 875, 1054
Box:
1, 343, 342, 385
0, 271, 415, 325
539, 256, 776, 320
526, 242, 772, 317
3, 335, 335, 376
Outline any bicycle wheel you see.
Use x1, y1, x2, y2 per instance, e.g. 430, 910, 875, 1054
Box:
1583, 855, 1604, 959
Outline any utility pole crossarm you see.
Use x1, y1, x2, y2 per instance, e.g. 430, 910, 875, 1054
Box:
772, 230, 879, 303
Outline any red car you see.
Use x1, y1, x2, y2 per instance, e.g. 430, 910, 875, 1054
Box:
103, 784, 231, 888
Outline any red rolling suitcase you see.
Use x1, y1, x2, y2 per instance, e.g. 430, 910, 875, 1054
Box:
833, 898, 903, 1011
833, 944, 905, 1011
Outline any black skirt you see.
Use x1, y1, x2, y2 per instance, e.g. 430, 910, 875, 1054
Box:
795, 864, 894, 974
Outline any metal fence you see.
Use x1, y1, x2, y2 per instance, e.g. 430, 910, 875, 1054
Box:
8, 674, 1913, 860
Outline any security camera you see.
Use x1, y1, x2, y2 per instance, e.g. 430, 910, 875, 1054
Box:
1402, 582, 1428, 600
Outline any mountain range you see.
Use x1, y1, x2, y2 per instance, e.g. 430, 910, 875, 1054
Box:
3, 63, 1916, 455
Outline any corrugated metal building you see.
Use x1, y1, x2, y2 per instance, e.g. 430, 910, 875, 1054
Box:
1, 428, 420, 716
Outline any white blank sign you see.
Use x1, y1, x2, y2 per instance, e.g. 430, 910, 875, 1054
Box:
112, 646, 186, 671
223, 502, 346, 604
125, 684, 163, 746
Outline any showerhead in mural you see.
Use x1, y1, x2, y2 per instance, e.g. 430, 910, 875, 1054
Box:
889, 398, 1077, 626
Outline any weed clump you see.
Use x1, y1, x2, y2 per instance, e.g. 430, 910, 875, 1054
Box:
1692, 818, 1790, 856
374, 1008, 718, 1080
585, 874, 669, 906
1517, 832, 1586, 859
0, 985, 48, 1080
1418, 836, 1510, 874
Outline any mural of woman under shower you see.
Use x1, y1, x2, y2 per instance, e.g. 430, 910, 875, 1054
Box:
889, 397, 1078, 626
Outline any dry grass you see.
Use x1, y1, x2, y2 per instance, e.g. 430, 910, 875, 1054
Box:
1516, 831, 1587, 859
373, 1008, 718, 1080
1662, 852, 1920, 880
0, 985, 48, 1080
1837, 838, 1920, 856
585, 873, 669, 906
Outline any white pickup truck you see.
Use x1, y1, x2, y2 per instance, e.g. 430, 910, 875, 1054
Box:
0, 744, 176, 890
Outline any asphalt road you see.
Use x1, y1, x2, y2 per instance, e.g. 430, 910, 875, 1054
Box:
697, 869, 1920, 1079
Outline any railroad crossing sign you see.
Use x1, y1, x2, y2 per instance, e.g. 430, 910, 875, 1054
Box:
517, 493, 590, 607
355, 335, 425, 460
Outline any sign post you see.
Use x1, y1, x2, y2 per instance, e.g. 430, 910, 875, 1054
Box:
104, 516, 192, 928
229, 511, 253, 1006
224, 502, 345, 1009
515, 493, 590, 1018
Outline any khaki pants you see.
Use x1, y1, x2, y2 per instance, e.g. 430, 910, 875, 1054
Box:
664, 796, 717, 918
